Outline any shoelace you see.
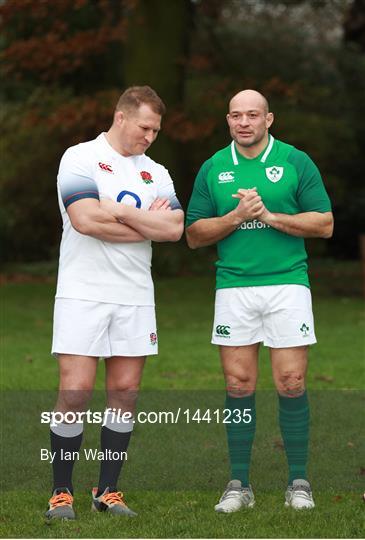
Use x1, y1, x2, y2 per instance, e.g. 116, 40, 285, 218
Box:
222, 488, 251, 501
292, 484, 311, 495
49, 492, 73, 508
102, 491, 126, 506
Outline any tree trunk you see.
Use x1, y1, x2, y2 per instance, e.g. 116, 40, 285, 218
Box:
124, 0, 193, 200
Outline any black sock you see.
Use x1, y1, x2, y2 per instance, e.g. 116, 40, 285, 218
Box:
96, 427, 131, 496
50, 425, 83, 494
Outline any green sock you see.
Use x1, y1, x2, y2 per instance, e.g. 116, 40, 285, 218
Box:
225, 393, 256, 487
278, 391, 309, 484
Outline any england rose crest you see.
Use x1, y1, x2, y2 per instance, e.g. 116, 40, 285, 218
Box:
140, 171, 153, 184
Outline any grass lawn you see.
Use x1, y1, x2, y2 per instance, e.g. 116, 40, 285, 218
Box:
1, 272, 364, 538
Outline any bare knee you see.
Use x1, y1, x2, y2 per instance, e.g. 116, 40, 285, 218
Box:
58, 363, 95, 399
108, 377, 141, 393
57, 373, 94, 412
56, 387, 93, 412
106, 381, 140, 411
276, 371, 305, 397
226, 375, 256, 398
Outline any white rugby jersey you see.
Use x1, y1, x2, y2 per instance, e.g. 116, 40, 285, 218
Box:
56, 133, 181, 305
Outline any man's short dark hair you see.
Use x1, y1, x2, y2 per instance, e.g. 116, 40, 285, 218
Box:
116, 86, 166, 116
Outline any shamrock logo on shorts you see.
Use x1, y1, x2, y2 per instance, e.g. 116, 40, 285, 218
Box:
300, 323, 309, 337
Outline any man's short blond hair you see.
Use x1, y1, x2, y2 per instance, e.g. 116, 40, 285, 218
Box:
116, 86, 166, 116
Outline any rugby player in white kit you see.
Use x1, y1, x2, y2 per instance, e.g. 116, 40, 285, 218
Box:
46, 86, 184, 520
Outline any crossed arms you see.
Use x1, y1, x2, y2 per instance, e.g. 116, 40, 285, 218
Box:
186, 188, 334, 249
67, 197, 184, 243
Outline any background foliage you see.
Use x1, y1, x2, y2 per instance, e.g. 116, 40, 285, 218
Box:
1, 0, 364, 262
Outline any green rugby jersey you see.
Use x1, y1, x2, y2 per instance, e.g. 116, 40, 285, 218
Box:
186, 136, 332, 289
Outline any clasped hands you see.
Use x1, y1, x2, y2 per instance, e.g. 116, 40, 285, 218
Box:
232, 188, 270, 223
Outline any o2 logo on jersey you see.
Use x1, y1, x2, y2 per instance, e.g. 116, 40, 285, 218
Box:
117, 190, 142, 208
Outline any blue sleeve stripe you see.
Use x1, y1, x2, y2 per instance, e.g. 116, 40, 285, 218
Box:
64, 191, 99, 209
170, 196, 183, 211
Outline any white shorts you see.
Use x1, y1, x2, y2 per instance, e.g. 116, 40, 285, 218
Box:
52, 298, 158, 357
212, 285, 316, 348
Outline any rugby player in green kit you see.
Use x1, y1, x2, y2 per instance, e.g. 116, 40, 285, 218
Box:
186, 90, 333, 512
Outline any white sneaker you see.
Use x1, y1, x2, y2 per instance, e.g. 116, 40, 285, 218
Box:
214, 480, 255, 513
285, 479, 315, 509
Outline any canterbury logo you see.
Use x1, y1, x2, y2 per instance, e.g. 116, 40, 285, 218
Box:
98, 162, 113, 173
218, 171, 235, 183
215, 325, 231, 336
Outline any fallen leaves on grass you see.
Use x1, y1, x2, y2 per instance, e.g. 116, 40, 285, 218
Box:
314, 374, 334, 383
160, 372, 177, 379
273, 438, 284, 450
0, 273, 54, 284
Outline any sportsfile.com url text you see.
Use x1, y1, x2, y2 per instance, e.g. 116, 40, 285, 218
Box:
41, 408, 253, 427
